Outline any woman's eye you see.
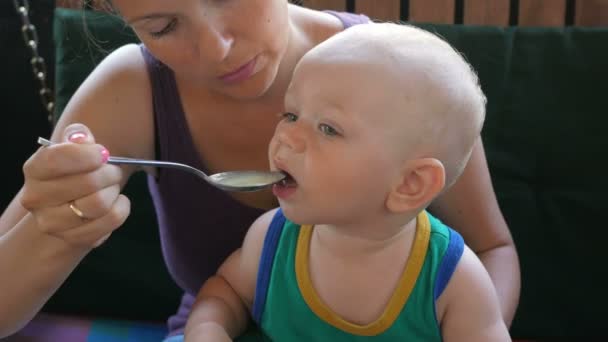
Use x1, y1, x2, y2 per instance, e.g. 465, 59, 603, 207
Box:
319, 124, 339, 136
282, 112, 298, 122
149, 18, 177, 38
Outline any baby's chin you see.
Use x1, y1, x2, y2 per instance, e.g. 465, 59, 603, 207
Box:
279, 206, 316, 226
280, 205, 340, 227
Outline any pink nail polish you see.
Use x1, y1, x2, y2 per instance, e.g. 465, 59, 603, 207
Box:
101, 148, 110, 163
68, 132, 87, 142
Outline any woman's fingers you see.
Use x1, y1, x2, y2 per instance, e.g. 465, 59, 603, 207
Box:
50, 194, 131, 248
18, 123, 129, 248
32, 184, 122, 235
24, 123, 109, 181
24, 140, 109, 181
20, 164, 123, 209
21, 122, 117, 210
62, 123, 96, 144
70, 184, 122, 219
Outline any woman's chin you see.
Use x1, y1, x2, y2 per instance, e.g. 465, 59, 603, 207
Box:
224, 60, 279, 100
217, 75, 275, 100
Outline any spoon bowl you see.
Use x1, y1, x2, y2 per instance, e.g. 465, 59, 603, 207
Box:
37, 137, 285, 192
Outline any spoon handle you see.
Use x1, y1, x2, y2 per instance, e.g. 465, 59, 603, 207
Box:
107, 156, 210, 179
37, 137, 210, 180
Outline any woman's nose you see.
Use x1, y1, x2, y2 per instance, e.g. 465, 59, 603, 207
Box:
193, 17, 233, 62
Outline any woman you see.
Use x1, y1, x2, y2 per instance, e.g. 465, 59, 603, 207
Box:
0, 0, 519, 339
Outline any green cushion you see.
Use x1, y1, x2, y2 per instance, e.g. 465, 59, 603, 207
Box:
50, 8, 181, 322
53, 8, 139, 116
52, 7, 608, 337
414, 23, 608, 338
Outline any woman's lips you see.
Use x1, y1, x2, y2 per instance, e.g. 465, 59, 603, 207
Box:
219, 56, 258, 84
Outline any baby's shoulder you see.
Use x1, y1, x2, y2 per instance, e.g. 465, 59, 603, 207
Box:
241, 208, 282, 257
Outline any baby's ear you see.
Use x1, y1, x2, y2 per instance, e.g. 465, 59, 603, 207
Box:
385, 158, 446, 214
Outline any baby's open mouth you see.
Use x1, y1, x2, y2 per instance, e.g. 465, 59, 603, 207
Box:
278, 170, 297, 187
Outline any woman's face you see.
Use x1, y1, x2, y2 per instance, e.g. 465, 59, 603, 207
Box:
113, 0, 290, 99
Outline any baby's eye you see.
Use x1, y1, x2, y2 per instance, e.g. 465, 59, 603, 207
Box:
282, 112, 298, 122
319, 123, 339, 136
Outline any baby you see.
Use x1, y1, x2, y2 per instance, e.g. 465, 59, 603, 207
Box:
183, 23, 510, 342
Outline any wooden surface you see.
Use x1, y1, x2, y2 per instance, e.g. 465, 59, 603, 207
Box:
463, 0, 510, 26
519, 0, 567, 26
409, 0, 456, 24
576, 0, 608, 26
56, 0, 107, 10
56, 0, 79, 7
56, 0, 608, 27
355, 0, 401, 21
302, 0, 346, 11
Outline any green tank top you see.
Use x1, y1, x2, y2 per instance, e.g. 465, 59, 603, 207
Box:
248, 209, 464, 341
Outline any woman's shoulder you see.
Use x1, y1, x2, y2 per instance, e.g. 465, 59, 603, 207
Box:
56, 43, 155, 160
95, 43, 148, 80
289, 5, 345, 44
290, 6, 372, 46
73, 43, 149, 99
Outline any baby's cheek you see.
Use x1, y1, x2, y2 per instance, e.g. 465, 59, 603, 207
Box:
267, 137, 279, 161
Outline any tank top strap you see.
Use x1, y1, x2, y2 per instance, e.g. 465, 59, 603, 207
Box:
252, 209, 288, 324
324, 10, 372, 29
139, 44, 193, 164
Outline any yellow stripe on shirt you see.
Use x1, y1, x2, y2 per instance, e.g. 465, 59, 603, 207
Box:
295, 211, 431, 336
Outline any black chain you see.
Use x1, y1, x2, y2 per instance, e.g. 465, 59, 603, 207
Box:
13, 0, 55, 125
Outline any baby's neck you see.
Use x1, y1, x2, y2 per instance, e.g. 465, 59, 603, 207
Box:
312, 213, 419, 259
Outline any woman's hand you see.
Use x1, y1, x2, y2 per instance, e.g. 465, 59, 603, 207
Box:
19, 123, 130, 249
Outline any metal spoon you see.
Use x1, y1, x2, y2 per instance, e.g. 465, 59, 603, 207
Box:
37, 137, 285, 192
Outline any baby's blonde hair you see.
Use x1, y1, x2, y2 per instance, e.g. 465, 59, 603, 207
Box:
317, 23, 487, 188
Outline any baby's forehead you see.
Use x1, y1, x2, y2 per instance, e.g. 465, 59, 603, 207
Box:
294, 59, 428, 122
292, 24, 469, 111
298, 45, 441, 101
307, 23, 461, 71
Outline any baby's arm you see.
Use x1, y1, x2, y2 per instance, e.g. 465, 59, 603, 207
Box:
184, 209, 278, 341
438, 245, 511, 342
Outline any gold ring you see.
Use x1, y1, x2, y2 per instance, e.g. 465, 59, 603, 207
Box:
69, 201, 87, 220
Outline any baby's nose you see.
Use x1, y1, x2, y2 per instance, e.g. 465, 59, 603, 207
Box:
277, 127, 306, 153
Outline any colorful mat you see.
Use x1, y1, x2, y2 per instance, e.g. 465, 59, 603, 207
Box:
3, 313, 536, 341
3, 313, 168, 341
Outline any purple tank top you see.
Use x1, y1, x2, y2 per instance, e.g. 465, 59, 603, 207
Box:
141, 11, 370, 336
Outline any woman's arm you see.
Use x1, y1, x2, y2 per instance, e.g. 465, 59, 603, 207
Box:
0, 192, 94, 337
0, 44, 152, 337
0, 128, 129, 337
429, 138, 520, 326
